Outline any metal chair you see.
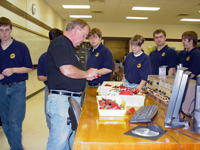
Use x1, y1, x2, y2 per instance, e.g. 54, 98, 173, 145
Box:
67, 97, 81, 130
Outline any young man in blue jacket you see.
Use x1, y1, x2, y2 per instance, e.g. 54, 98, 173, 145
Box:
0, 17, 32, 150
149, 29, 177, 76
178, 31, 200, 80
122, 34, 151, 92
87, 28, 113, 86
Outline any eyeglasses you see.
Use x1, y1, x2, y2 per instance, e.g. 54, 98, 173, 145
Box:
154, 35, 164, 39
78, 28, 88, 39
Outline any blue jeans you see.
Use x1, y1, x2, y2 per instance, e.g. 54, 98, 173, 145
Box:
124, 79, 146, 89
124, 79, 139, 89
44, 85, 51, 129
0, 81, 26, 150
46, 91, 82, 150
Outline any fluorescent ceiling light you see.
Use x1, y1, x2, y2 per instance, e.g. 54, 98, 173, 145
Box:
126, 16, 148, 20
180, 18, 200, 22
69, 15, 92, 18
132, 7, 160, 11
62, 5, 90, 9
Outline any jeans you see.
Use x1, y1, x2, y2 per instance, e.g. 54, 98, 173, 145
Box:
124, 79, 139, 89
44, 85, 51, 129
124, 79, 146, 89
0, 81, 26, 150
46, 91, 82, 150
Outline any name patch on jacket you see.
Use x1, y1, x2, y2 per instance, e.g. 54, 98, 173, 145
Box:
137, 63, 141, 68
10, 53, 15, 59
95, 52, 99, 57
186, 56, 190, 61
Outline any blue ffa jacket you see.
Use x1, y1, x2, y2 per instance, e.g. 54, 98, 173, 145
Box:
0, 38, 32, 84
149, 45, 177, 75
124, 52, 151, 84
178, 47, 200, 80
87, 43, 113, 84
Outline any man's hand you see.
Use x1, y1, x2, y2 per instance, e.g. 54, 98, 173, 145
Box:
86, 68, 98, 81
0, 74, 4, 80
2, 68, 14, 77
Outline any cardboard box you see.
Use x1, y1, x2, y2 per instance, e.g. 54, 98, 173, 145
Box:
118, 95, 145, 107
97, 81, 123, 96
97, 81, 145, 107
96, 96, 126, 117
101, 81, 124, 86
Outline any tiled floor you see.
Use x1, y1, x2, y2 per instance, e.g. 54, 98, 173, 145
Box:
0, 90, 49, 150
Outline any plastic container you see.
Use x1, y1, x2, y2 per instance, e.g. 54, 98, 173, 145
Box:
96, 96, 126, 116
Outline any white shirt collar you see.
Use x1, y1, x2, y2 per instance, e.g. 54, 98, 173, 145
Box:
134, 52, 143, 57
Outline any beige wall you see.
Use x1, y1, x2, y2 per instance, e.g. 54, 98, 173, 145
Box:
0, 0, 64, 96
87, 22, 200, 53
87, 22, 200, 38
86, 21, 199, 61
5, 0, 64, 34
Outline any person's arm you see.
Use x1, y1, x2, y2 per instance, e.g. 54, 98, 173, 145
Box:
97, 68, 112, 75
37, 53, 47, 82
168, 67, 176, 76
167, 49, 177, 76
121, 74, 126, 82
59, 65, 98, 79
137, 80, 147, 92
137, 55, 151, 92
122, 58, 128, 82
0, 74, 4, 80
191, 74, 195, 79
37, 76, 47, 82
2, 67, 32, 77
187, 50, 200, 80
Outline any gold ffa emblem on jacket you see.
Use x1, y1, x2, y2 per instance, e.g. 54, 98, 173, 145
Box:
137, 63, 141, 68
95, 52, 99, 57
186, 56, 190, 61
10, 53, 15, 59
162, 52, 165, 56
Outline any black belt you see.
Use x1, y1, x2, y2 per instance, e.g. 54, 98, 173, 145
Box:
1, 80, 25, 86
50, 90, 82, 97
88, 83, 101, 86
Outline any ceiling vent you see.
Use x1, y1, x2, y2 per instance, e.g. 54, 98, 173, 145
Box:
177, 14, 190, 17
89, 0, 104, 2
92, 11, 103, 14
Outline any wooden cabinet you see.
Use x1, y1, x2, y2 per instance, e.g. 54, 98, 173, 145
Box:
75, 42, 91, 70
